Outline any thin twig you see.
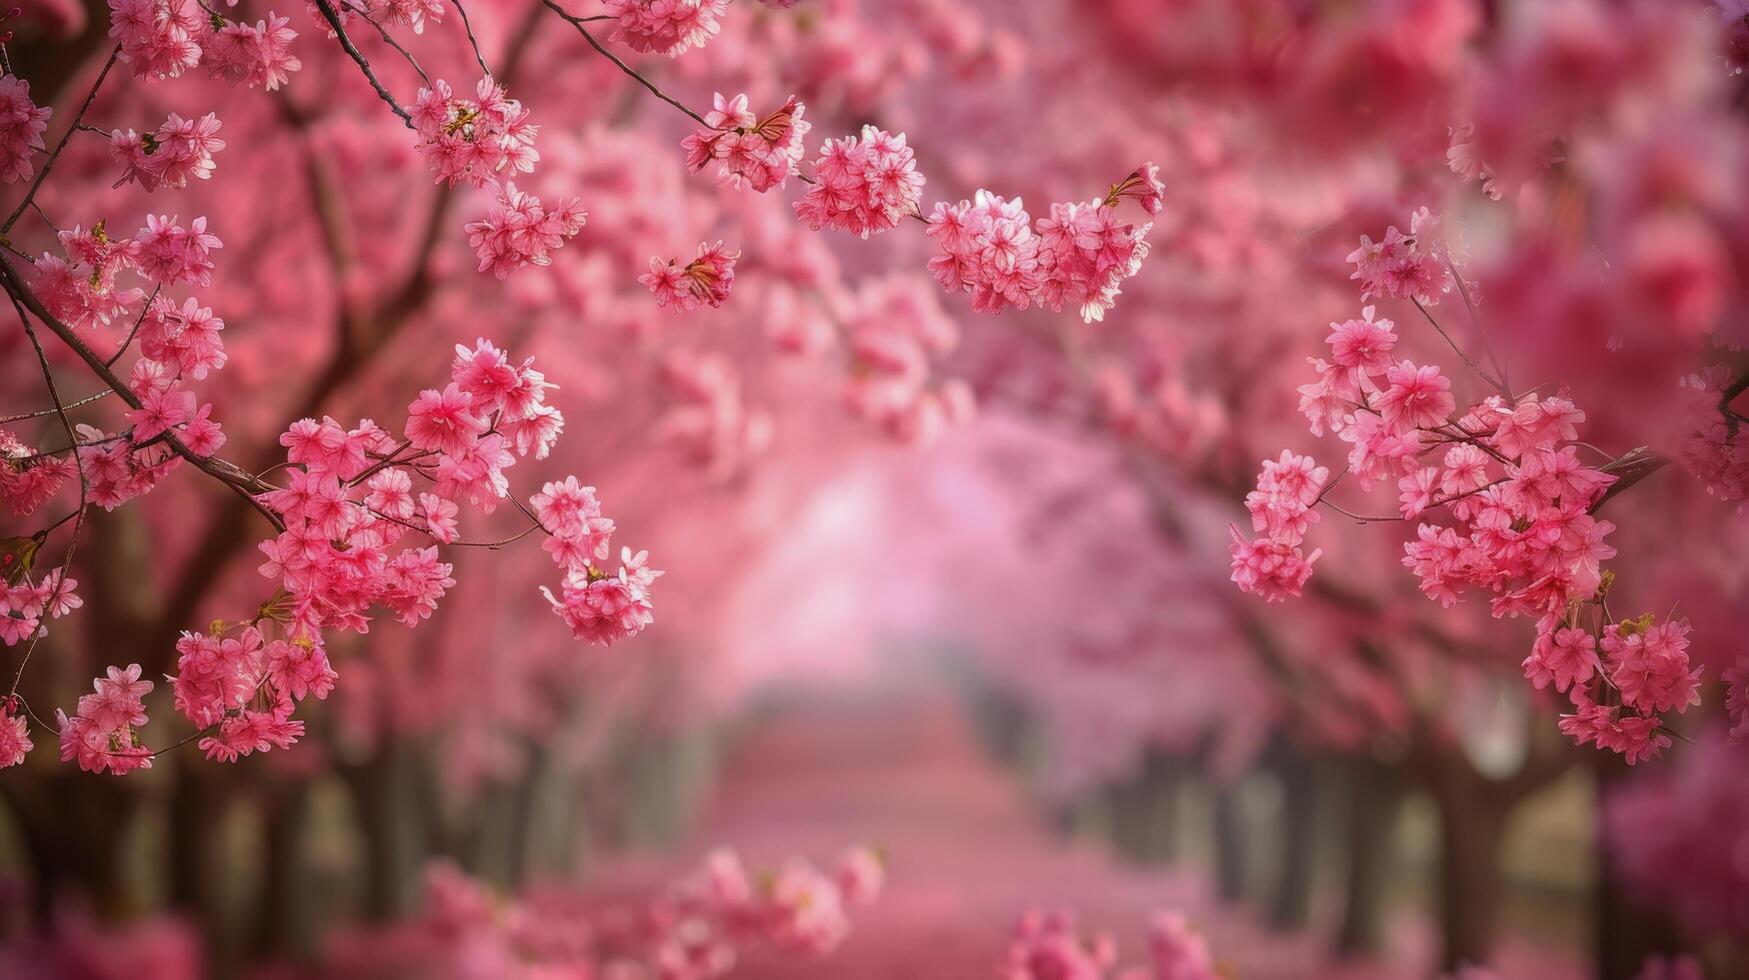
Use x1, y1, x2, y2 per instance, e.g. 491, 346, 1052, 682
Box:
450, 0, 493, 77
312, 0, 415, 127
1410, 297, 1508, 396
541, 0, 710, 127
2, 47, 121, 234
1, 389, 111, 423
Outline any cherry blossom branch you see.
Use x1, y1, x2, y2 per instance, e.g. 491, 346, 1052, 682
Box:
8, 292, 90, 701
1445, 259, 1508, 395
0, 255, 286, 531
1, 389, 111, 423
449, 0, 493, 77
341, 0, 434, 86
106, 284, 160, 367
1, 47, 120, 235
1410, 297, 1508, 396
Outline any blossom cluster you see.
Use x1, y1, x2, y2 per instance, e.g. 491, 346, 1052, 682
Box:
926, 164, 1159, 323
841, 276, 976, 445
1001, 908, 1217, 980
111, 111, 225, 191
658, 350, 772, 477
409, 78, 539, 189
410, 79, 587, 277
529, 475, 661, 647
1678, 363, 1749, 506
0, 73, 52, 185
169, 625, 329, 763
1344, 206, 1454, 306
682, 93, 811, 193
1545, 615, 1700, 764
793, 126, 925, 239
108, 0, 301, 86
605, 0, 727, 57
640, 240, 739, 311
1228, 450, 1327, 603
56, 664, 153, 774
0, 567, 81, 650
1231, 212, 1706, 762
34, 216, 220, 329
330, 846, 882, 977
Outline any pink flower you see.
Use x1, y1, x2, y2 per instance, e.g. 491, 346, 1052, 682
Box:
411, 78, 540, 187
110, 112, 224, 191
134, 214, 222, 286
1522, 622, 1599, 693
604, 0, 727, 56
835, 845, 883, 906
204, 12, 302, 90
541, 548, 660, 647
1110, 161, 1165, 215
683, 94, 810, 192
1377, 361, 1456, 430
465, 182, 587, 279
794, 127, 925, 239
1149, 912, 1216, 980
1324, 307, 1397, 386
1228, 524, 1320, 602
640, 240, 739, 311
530, 477, 614, 563
1002, 910, 1115, 980
1346, 208, 1453, 305
1603, 618, 1702, 716
265, 638, 336, 701
369, 0, 444, 33
58, 663, 154, 775
420, 492, 460, 543
405, 384, 484, 457
0, 74, 53, 185
108, 0, 204, 79
0, 706, 30, 768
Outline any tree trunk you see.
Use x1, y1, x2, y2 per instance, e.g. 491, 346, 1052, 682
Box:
1335, 757, 1406, 956
1434, 788, 1508, 971
1269, 750, 1319, 931
1212, 783, 1248, 904
343, 744, 423, 921
1592, 760, 1679, 980
250, 780, 312, 961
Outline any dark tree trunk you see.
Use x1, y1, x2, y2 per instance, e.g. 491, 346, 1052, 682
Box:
1592, 759, 1680, 980
1269, 748, 1320, 931
1335, 757, 1407, 956
342, 744, 424, 921
1434, 785, 1508, 971
250, 780, 312, 961
1212, 783, 1248, 903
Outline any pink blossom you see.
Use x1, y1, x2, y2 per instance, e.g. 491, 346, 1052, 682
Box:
0, 704, 31, 768
1228, 524, 1320, 602
682, 94, 810, 192
405, 384, 484, 457
795, 127, 925, 239
134, 214, 221, 286
640, 240, 739, 311
1522, 621, 1599, 693
204, 12, 302, 90
604, 0, 727, 56
0, 74, 53, 184
411, 78, 540, 188
465, 182, 587, 279
108, 0, 204, 79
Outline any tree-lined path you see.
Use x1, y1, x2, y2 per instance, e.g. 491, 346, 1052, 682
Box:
588, 684, 1583, 979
